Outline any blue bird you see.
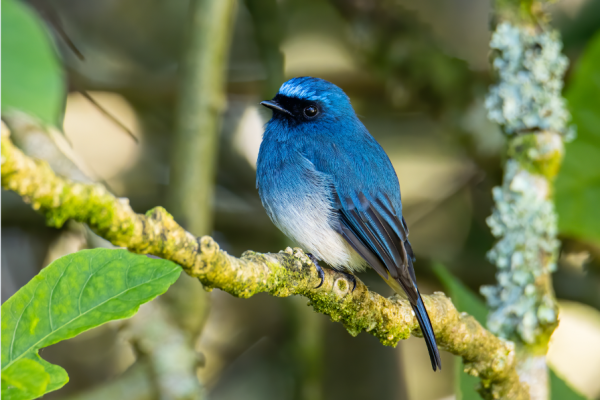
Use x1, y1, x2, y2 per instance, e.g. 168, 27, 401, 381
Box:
256, 77, 442, 371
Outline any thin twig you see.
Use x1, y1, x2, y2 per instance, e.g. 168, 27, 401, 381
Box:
79, 91, 139, 143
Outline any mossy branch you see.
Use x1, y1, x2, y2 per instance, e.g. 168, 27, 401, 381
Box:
1, 129, 529, 400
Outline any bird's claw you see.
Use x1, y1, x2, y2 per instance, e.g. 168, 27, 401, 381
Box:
307, 253, 325, 289
306, 254, 356, 292
340, 271, 357, 292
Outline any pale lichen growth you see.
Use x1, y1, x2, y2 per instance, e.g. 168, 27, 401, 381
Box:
482, 161, 559, 344
484, 23, 574, 141
482, 22, 568, 350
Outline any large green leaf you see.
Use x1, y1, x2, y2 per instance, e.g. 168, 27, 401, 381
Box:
1, 0, 65, 125
433, 264, 588, 400
1, 249, 181, 400
556, 32, 600, 244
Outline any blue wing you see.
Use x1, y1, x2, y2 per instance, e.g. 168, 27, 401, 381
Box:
300, 130, 442, 371
332, 190, 417, 300
299, 129, 418, 298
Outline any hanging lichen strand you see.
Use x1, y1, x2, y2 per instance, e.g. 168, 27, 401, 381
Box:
482, 22, 573, 347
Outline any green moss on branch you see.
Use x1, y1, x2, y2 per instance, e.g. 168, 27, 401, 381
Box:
1, 130, 529, 400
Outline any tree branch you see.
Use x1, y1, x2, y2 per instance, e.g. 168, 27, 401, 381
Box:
0, 129, 529, 399
482, 4, 573, 397
168, 0, 237, 236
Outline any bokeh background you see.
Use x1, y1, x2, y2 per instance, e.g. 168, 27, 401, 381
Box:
2, 0, 600, 399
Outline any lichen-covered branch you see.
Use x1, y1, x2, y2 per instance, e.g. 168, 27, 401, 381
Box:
482, 21, 569, 350
1, 130, 529, 399
2, 112, 96, 183
482, 11, 573, 400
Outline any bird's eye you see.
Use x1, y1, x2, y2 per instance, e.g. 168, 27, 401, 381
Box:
303, 105, 318, 118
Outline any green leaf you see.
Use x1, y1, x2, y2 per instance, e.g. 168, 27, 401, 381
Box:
556, 31, 600, 244
433, 264, 589, 400
1, 249, 181, 400
34, 355, 69, 393
1, 0, 65, 125
1, 359, 49, 400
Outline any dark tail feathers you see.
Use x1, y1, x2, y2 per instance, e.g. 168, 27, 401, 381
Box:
412, 294, 442, 371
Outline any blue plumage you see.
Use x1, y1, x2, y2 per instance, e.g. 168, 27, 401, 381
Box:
256, 77, 442, 371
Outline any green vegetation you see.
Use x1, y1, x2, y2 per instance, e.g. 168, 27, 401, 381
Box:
1, 249, 181, 399
1, 0, 598, 398
1, 0, 64, 126
556, 32, 600, 245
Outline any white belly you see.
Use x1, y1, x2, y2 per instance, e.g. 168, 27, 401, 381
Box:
258, 147, 367, 273
262, 182, 367, 273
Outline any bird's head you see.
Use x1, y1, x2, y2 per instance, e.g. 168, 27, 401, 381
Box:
260, 77, 356, 127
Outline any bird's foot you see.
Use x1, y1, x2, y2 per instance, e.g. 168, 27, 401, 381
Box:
307, 253, 325, 289
339, 271, 357, 292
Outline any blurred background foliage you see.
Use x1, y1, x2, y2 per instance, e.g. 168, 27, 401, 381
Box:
1, 0, 600, 399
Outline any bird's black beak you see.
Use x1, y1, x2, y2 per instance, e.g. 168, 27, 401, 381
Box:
260, 100, 292, 116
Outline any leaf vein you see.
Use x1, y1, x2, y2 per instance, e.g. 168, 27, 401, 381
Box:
9, 280, 43, 363
125, 259, 133, 290
78, 258, 114, 315
49, 260, 72, 331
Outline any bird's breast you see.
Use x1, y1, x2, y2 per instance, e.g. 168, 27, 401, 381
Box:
256, 148, 365, 272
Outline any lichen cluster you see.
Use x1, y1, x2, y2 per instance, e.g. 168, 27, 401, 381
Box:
485, 23, 574, 140
482, 22, 568, 349
482, 161, 559, 344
